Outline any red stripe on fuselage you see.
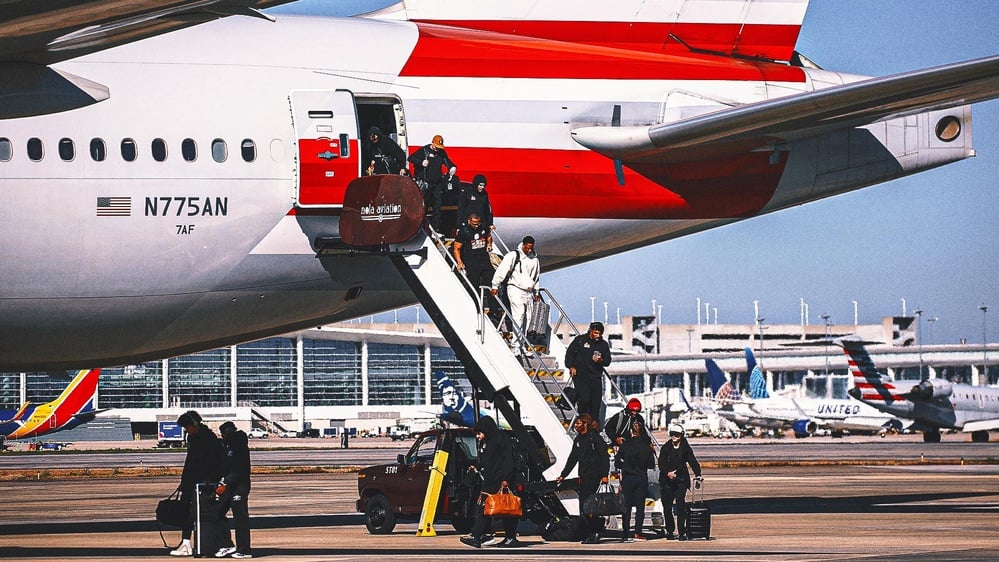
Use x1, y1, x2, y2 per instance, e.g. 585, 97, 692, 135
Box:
413, 20, 803, 61
401, 23, 806, 81
454, 148, 786, 219
289, 148, 786, 220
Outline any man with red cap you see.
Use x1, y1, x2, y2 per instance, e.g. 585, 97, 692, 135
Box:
604, 397, 650, 445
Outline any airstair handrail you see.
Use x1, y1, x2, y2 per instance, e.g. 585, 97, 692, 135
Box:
536, 288, 644, 436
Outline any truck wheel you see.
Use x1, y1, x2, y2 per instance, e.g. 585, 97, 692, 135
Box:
450, 514, 473, 533
364, 494, 396, 534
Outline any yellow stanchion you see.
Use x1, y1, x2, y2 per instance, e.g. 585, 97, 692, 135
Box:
416, 449, 449, 536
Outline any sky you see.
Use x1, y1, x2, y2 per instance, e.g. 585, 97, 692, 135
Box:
273, 1, 999, 345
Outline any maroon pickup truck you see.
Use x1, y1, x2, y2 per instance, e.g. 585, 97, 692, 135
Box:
357, 428, 480, 533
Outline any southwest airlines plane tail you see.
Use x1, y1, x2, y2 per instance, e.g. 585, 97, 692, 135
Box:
1, 369, 103, 440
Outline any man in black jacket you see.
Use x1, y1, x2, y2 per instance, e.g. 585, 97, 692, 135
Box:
461, 416, 521, 549
556, 414, 610, 544
658, 423, 702, 541
616, 422, 656, 541
362, 126, 407, 176
408, 134, 457, 232
565, 322, 612, 422
212, 421, 252, 558
604, 397, 651, 446
456, 174, 493, 228
170, 410, 224, 557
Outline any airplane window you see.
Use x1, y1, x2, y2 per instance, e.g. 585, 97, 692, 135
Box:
59, 138, 75, 161
241, 139, 256, 162
27, 138, 43, 161
182, 138, 197, 162
151, 138, 167, 162
121, 139, 137, 162
90, 138, 106, 161
0, 138, 11, 161
212, 138, 227, 163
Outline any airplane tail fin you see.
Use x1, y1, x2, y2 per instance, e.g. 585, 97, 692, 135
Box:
375, 0, 810, 61
705, 358, 742, 403
56, 369, 101, 414
746, 348, 769, 399
841, 339, 900, 405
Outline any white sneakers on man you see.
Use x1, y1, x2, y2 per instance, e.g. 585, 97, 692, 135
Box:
169, 541, 193, 556
215, 546, 237, 558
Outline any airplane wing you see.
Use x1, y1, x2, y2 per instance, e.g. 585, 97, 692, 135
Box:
0, 0, 298, 66
571, 55, 999, 164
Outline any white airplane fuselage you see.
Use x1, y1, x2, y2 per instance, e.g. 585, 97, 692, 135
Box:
0, 15, 977, 370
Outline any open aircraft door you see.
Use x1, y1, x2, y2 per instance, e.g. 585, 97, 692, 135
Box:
291, 90, 360, 207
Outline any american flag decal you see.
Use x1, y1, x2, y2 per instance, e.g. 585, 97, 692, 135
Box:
96, 196, 131, 216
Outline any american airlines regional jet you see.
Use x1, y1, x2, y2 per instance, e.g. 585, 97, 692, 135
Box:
1, 0, 997, 371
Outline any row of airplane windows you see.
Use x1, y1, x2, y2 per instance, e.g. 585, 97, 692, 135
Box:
0, 136, 257, 164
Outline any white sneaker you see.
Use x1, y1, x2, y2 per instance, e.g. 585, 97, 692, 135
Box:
231, 553, 253, 559
169, 542, 193, 556
215, 546, 237, 558
481, 536, 503, 547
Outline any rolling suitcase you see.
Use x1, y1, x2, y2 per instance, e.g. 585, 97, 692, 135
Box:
527, 298, 550, 338
194, 482, 229, 558
686, 478, 711, 540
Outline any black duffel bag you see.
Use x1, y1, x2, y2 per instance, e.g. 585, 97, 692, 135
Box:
156, 486, 189, 527
581, 482, 625, 517
156, 486, 190, 550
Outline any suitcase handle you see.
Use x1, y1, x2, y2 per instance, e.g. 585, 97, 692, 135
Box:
689, 477, 705, 502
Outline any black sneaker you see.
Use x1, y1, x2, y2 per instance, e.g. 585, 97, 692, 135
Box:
665, 531, 677, 540
496, 537, 522, 548
581, 534, 600, 545
460, 536, 483, 548
678, 534, 689, 541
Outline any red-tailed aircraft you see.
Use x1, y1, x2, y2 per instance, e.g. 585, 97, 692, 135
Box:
0, 0, 997, 371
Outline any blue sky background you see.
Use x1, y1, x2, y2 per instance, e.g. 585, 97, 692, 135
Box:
273, 1, 998, 345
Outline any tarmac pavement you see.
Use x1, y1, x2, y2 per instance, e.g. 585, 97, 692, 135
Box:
2, 438, 999, 561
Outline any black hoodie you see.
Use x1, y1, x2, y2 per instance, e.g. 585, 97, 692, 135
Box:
474, 416, 515, 492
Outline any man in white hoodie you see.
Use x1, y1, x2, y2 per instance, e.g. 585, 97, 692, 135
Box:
491, 235, 540, 336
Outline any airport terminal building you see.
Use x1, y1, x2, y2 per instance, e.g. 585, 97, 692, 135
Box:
2, 314, 995, 437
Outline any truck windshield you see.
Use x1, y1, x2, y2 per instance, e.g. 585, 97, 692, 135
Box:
408, 434, 439, 464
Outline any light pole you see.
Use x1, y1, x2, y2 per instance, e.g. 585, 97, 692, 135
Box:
616, 307, 621, 325
914, 309, 923, 379
980, 305, 989, 384
697, 297, 702, 326
756, 316, 765, 358
590, 296, 595, 323
853, 300, 858, 326
687, 328, 694, 353
820, 314, 831, 377
603, 301, 608, 324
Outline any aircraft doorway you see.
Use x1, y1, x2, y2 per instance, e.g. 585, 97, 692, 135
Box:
292, 92, 409, 208
292, 89, 361, 207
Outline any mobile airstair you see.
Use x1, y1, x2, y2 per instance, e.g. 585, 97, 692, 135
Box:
385, 226, 578, 479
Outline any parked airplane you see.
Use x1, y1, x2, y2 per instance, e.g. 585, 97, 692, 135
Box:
709, 348, 899, 437
842, 338, 999, 443
1, 0, 997, 371
0, 369, 104, 440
